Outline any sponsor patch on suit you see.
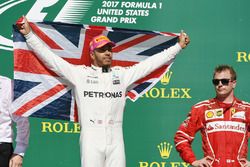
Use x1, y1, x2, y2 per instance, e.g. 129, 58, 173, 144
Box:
205, 109, 224, 120
112, 73, 120, 85
232, 111, 246, 120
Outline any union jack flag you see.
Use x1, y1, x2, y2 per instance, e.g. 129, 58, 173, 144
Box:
12, 22, 179, 122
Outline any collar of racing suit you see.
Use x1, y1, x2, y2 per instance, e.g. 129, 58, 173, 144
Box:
213, 97, 237, 112
91, 64, 111, 73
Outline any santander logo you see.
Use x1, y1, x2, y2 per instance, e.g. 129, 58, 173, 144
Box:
206, 121, 246, 134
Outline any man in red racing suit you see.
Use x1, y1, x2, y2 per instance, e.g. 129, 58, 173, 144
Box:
174, 65, 250, 167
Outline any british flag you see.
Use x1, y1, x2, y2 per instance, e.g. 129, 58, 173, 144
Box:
12, 22, 178, 122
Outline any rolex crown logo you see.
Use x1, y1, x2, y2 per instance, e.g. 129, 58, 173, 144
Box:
157, 141, 172, 159
161, 71, 173, 85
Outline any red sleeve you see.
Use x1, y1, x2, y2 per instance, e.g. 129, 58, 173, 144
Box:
174, 106, 203, 164
246, 107, 250, 135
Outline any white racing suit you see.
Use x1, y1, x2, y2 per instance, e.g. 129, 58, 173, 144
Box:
24, 32, 182, 167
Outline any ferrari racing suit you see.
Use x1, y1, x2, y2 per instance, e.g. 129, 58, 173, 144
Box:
174, 98, 250, 167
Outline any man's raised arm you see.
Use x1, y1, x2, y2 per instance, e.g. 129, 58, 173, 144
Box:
16, 16, 78, 84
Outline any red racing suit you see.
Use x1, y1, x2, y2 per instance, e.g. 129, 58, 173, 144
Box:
174, 97, 250, 167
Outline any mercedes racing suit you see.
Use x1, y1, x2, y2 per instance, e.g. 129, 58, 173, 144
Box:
174, 98, 250, 167
24, 32, 182, 167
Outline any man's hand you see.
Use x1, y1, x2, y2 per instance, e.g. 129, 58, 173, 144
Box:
239, 158, 250, 167
243, 161, 250, 167
9, 154, 23, 167
178, 30, 190, 49
16, 16, 31, 35
191, 156, 213, 167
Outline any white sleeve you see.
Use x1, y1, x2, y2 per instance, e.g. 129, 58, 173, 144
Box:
123, 43, 182, 87
9, 80, 29, 156
25, 32, 77, 84
12, 115, 30, 156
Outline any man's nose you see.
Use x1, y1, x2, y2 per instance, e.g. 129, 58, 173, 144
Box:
104, 50, 112, 54
217, 81, 223, 86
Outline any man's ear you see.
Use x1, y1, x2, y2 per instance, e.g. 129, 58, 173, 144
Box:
232, 80, 237, 89
90, 52, 95, 60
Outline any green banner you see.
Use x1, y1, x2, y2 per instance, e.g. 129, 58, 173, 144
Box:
1, 0, 250, 166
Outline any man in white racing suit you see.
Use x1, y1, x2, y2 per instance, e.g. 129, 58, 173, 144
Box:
17, 16, 190, 167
